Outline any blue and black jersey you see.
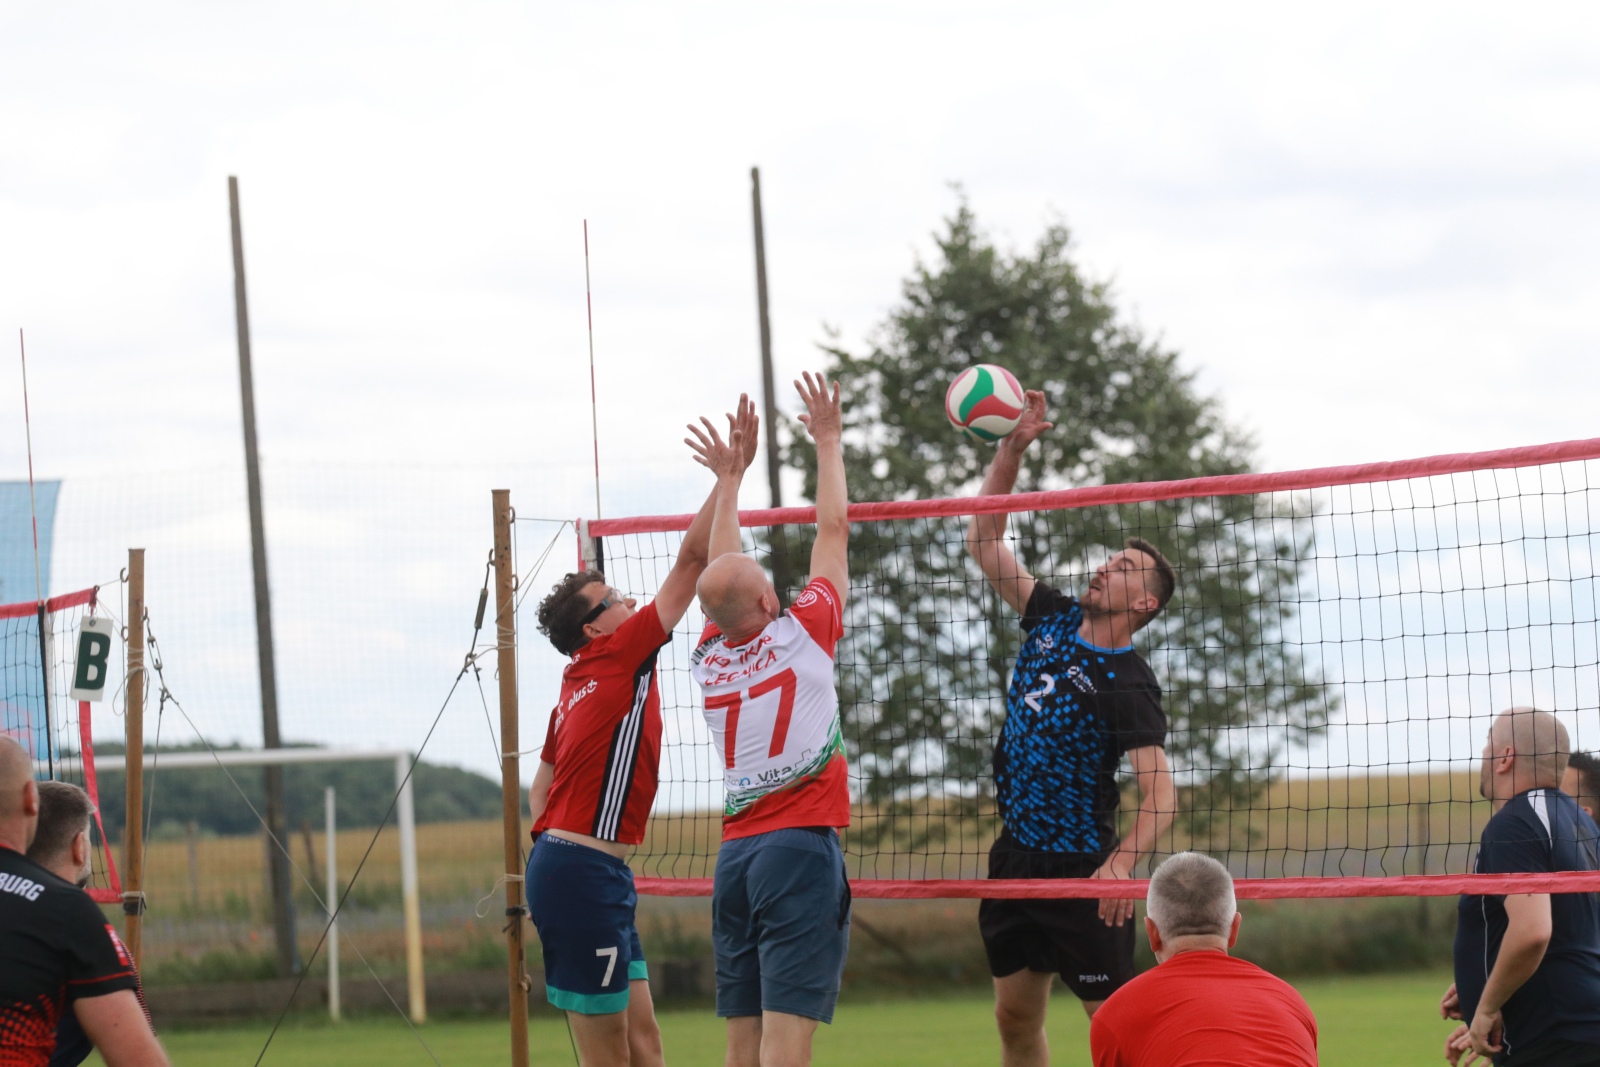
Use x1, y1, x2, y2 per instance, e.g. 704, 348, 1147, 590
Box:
1455, 787, 1600, 1062
994, 582, 1166, 857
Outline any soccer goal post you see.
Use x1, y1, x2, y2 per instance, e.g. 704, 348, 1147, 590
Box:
563, 435, 1600, 901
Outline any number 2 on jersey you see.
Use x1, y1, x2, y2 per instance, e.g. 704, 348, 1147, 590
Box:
705, 668, 798, 769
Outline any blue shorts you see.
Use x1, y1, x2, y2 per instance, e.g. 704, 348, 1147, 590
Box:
712, 827, 851, 1023
526, 833, 649, 1015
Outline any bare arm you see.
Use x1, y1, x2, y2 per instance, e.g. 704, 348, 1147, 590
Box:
1468, 893, 1552, 1056
527, 759, 555, 825
74, 990, 171, 1067
659, 397, 759, 627
965, 390, 1052, 616
1092, 745, 1177, 926
796, 372, 848, 604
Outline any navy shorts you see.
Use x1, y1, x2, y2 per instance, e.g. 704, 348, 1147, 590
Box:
713, 827, 851, 1023
526, 833, 649, 1015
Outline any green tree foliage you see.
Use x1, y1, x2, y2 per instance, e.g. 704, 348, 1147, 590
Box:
91, 742, 504, 839
785, 200, 1331, 846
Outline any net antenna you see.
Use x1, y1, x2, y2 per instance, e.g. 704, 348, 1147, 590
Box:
583, 220, 602, 521
17, 329, 52, 777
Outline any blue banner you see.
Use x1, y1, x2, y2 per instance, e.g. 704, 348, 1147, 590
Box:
0, 480, 61, 763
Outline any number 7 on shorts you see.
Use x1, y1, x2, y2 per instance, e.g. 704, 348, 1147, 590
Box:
596, 945, 618, 986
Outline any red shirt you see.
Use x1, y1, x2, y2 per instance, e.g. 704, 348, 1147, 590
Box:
532, 602, 669, 845
1090, 950, 1318, 1067
692, 578, 849, 841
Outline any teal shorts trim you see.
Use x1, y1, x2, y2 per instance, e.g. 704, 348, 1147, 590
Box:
546, 984, 631, 1015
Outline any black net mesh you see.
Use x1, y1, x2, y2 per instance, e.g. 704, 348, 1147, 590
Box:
530, 455, 1600, 887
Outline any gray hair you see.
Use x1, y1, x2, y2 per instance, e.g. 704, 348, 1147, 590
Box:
1147, 852, 1236, 939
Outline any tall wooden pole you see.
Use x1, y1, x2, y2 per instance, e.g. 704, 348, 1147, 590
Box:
228, 176, 297, 977
122, 549, 146, 963
492, 490, 530, 1067
751, 167, 793, 605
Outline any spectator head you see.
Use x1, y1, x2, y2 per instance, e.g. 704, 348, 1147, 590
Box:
27, 780, 95, 888
1144, 852, 1241, 963
1565, 751, 1600, 821
1481, 707, 1570, 805
697, 554, 781, 643
0, 734, 40, 852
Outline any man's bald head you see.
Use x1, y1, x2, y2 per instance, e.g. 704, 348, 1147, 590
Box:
0, 735, 40, 850
697, 554, 779, 642
1486, 706, 1570, 794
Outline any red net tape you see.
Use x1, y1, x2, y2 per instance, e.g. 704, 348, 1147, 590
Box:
589, 435, 1600, 535
637, 872, 1600, 900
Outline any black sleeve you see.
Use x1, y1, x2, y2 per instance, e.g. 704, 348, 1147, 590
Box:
1110, 659, 1167, 754
58, 892, 139, 1002
1478, 807, 1552, 875
1020, 581, 1074, 633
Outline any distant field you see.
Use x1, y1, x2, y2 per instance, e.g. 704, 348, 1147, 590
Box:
97, 971, 1457, 1067
131, 767, 1493, 916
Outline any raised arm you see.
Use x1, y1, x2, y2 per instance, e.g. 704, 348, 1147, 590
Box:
965, 390, 1052, 616
656, 396, 758, 631
796, 372, 848, 604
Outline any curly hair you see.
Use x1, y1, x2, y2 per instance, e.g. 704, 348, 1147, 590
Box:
537, 569, 607, 656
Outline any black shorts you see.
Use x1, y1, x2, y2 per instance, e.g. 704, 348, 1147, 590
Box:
977, 835, 1136, 1002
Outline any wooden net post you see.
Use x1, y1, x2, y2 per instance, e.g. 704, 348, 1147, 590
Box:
492, 490, 530, 1067
123, 548, 146, 962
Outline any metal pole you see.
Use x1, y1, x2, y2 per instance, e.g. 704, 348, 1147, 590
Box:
325, 786, 340, 1022
750, 166, 792, 605
228, 175, 297, 977
395, 754, 425, 1023
493, 489, 530, 1067
122, 549, 146, 962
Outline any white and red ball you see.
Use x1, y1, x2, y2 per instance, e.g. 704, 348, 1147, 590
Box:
945, 364, 1026, 443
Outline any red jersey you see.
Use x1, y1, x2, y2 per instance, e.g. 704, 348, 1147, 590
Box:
691, 577, 849, 841
1090, 950, 1318, 1067
532, 602, 669, 845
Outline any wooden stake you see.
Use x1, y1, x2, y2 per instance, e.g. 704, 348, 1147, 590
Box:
492, 490, 530, 1067
123, 548, 146, 962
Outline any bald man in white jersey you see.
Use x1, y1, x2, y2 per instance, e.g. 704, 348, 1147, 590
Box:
688, 372, 851, 1067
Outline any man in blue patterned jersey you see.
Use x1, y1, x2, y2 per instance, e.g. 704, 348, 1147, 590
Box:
1442, 707, 1600, 1067
965, 390, 1178, 1067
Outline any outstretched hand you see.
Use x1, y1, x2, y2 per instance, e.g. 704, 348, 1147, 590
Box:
795, 371, 842, 443
1001, 390, 1053, 453
686, 396, 758, 481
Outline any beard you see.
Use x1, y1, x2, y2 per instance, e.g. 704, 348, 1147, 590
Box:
74, 873, 90, 889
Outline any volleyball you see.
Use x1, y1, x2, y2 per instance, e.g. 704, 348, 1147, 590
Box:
945, 364, 1026, 443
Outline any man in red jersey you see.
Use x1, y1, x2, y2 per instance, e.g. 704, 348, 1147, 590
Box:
0, 736, 171, 1067
689, 372, 850, 1067
526, 397, 758, 1067
1089, 852, 1317, 1067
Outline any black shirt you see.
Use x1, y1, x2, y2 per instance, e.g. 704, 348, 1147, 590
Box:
0, 846, 139, 1067
1455, 788, 1600, 1062
995, 583, 1167, 856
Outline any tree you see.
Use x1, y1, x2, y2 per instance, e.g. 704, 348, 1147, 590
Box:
785, 200, 1331, 864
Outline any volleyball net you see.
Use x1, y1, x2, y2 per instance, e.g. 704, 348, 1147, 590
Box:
1, 587, 123, 902
541, 436, 1600, 899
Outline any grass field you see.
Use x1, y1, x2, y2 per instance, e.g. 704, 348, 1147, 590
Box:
100, 970, 1456, 1066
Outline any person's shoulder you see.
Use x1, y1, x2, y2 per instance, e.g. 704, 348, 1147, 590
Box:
1, 847, 79, 901
1021, 581, 1075, 630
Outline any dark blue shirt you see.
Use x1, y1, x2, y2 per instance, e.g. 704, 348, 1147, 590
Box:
994, 583, 1166, 855
1455, 787, 1600, 1062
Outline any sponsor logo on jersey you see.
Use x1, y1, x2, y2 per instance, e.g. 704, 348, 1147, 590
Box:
0, 872, 45, 901
566, 678, 598, 710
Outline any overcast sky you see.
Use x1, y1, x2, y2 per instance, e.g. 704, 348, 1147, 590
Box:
4, 1, 1600, 505
4, 3, 1600, 778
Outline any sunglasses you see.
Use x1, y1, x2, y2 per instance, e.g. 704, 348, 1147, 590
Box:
580, 589, 622, 627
